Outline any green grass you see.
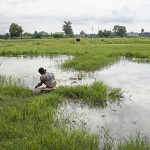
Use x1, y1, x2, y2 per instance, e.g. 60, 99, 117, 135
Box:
0, 76, 116, 149
55, 82, 123, 107
0, 75, 34, 105
0, 89, 99, 150
1, 38, 150, 149
1, 78, 149, 149
115, 133, 150, 150
1, 38, 150, 71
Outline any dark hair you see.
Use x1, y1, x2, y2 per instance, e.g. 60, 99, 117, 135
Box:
38, 67, 46, 74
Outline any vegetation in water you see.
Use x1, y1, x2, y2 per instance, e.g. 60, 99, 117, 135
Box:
0, 90, 99, 149
0, 77, 149, 149
1, 38, 150, 149
55, 82, 123, 107
1, 38, 150, 71
115, 133, 150, 150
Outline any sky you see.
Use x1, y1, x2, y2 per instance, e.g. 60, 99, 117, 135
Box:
0, 0, 150, 34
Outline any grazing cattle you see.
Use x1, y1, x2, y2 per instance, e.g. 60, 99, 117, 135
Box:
76, 38, 80, 42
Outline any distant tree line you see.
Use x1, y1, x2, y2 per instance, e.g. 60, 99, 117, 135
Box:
98, 30, 112, 37
0, 22, 127, 40
0, 33, 10, 39
98, 25, 127, 38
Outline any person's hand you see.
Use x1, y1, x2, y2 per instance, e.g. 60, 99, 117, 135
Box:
35, 85, 38, 89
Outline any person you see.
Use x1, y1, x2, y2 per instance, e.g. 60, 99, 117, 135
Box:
35, 67, 56, 89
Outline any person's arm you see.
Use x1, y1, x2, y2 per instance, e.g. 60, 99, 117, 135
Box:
35, 80, 44, 88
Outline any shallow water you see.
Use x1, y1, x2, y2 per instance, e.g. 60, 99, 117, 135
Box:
1, 55, 150, 140
0, 55, 76, 88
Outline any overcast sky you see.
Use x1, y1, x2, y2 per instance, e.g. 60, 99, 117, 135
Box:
0, 0, 150, 34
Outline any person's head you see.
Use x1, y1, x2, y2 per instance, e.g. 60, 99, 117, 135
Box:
38, 67, 46, 75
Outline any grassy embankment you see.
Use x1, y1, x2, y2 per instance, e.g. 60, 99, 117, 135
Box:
1, 38, 150, 149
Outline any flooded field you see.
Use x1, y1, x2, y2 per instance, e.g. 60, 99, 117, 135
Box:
0, 55, 150, 140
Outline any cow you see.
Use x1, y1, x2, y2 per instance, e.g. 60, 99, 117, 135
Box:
76, 38, 80, 42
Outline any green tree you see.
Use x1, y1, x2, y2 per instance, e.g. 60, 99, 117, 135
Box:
9, 23, 23, 37
98, 29, 112, 37
98, 30, 103, 37
105, 30, 112, 37
4, 33, 10, 39
32, 31, 42, 39
23, 32, 32, 39
52, 33, 66, 38
23, 32, 32, 36
62, 21, 74, 37
0, 34, 3, 39
113, 25, 126, 37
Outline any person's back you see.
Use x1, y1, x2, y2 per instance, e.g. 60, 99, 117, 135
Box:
35, 67, 56, 89
40, 72, 56, 88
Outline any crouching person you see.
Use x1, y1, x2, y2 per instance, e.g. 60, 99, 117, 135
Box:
35, 67, 56, 89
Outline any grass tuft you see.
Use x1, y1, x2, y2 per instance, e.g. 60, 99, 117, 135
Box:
115, 133, 150, 150
55, 82, 123, 107
0, 75, 34, 102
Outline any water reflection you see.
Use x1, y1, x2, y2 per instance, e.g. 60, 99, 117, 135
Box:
1, 55, 150, 139
0, 55, 75, 88
57, 58, 150, 139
